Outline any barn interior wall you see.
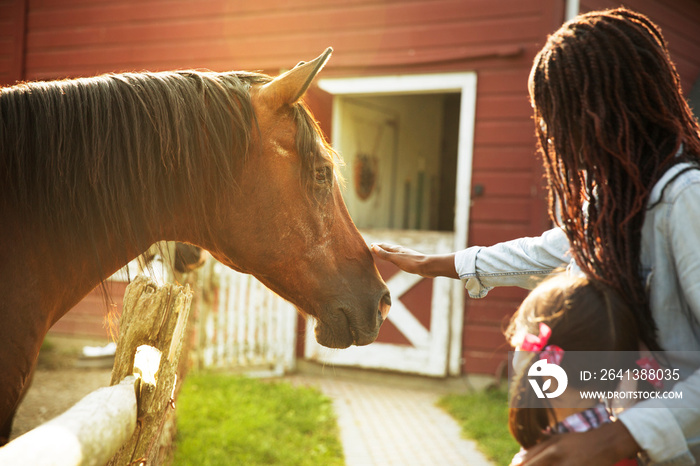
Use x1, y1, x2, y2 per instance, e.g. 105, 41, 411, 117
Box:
335, 93, 445, 231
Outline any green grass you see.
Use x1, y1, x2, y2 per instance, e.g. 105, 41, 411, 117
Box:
438, 387, 520, 465
173, 373, 344, 466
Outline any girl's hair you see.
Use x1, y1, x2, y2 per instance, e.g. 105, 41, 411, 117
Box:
506, 273, 640, 448
529, 8, 700, 352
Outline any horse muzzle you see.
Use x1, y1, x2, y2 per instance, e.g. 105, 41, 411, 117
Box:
314, 291, 391, 349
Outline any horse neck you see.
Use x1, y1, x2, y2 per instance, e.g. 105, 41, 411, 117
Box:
1, 174, 188, 330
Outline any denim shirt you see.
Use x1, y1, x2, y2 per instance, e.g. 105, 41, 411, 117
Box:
455, 163, 700, 465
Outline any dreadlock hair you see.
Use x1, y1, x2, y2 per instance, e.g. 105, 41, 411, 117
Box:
529, 8, 700, 352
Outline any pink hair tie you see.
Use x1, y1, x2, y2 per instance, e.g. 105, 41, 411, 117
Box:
521, 323, 565, 365
521, 322, 552, 352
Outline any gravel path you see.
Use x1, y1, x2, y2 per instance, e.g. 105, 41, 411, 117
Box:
10, 367, 113, 440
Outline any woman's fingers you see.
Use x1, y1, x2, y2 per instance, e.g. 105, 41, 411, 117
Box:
370, 243, 428, 276
371, 243, 418, 261
371, 242, 404, 253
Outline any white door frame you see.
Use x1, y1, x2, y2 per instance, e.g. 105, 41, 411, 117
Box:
314, 72, 477, 376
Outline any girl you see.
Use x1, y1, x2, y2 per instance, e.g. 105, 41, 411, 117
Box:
507, 273, 650, 465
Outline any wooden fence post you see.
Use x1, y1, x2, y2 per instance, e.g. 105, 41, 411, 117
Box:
107, 275, 192, 466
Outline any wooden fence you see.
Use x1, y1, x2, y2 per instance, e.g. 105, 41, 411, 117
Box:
0, 275, 192, 466
0, 248, 300, 464
189, 260, 298, 376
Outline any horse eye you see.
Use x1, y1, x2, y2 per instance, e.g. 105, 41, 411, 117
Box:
315, 166, 332, 185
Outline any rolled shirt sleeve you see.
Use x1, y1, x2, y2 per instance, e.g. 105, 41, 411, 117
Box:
454, 227, 572, 298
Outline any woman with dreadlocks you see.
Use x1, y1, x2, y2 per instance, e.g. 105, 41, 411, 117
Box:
372, 8, 700, 465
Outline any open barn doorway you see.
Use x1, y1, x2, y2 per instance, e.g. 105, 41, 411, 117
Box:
334, 92, 460, 232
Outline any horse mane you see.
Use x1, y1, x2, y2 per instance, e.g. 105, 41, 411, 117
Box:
0, 69, 334, 275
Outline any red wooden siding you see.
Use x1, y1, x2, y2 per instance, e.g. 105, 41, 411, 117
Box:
50, 282, 127, 340
460, 3, 562, 375
22, 0, 563, 80
0, 0, 26, 85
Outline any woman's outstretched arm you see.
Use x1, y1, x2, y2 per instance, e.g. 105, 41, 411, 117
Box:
372, 227, 572, 298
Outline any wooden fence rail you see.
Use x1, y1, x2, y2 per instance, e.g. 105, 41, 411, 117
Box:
0, 376, 138, 466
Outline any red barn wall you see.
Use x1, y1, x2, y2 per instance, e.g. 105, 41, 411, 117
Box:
0, 0, 26, 85
49, 282, 127, 340
6, 0, 696, 374
19, 0, 562, 82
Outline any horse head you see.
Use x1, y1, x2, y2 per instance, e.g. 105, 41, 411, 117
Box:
205, 49, 391, 349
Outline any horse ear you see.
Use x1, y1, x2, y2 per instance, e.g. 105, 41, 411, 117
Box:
259, 47, 333, 108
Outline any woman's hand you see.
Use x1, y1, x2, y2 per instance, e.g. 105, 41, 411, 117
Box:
370, 243, 459, 279
518, 421, 640, 465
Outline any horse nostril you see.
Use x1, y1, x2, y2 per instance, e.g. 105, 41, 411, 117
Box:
378, 292, 391, 321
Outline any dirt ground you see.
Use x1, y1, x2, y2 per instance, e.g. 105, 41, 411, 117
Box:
9, 335, 115, 440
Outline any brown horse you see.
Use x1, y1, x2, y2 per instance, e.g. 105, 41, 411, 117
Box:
0, 49, 391, 443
